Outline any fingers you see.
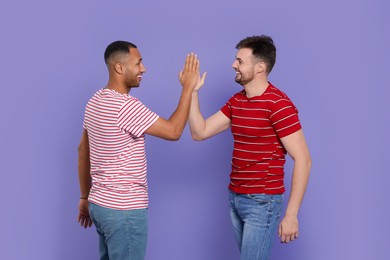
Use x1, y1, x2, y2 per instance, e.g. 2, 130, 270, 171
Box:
184, 54, 190, 72
201, 72, 207, 82
78, 214, 93, 228
279, 223, 299, 243
194, 55, 199, 73
183, 53, 198, 72
280, 230, 299, 243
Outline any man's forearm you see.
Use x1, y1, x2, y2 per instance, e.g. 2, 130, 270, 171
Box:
78, 162, 91, 198
188, 92, 206, 140
78, 131, 91, 198
166, 88, 193, 139
285, 158, 311, 216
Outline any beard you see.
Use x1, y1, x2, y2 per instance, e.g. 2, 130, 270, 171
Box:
235, 70, 255, 86
126, 77, 141, 88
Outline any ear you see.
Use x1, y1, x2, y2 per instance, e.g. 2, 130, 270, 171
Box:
113, 63, 124, 74
255, 61, 266, 74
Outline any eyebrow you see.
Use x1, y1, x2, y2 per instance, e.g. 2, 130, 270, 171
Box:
236, 57, 244, 62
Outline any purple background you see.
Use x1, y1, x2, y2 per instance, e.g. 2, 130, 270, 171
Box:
1, 0, 389, 259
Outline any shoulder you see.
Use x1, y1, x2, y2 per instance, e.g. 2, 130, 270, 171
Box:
263, 83, 291, 102
228, 90, 246, 103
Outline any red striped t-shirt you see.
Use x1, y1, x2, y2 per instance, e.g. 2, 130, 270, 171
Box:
83, 88, 159, 210
221, 83, 301, 195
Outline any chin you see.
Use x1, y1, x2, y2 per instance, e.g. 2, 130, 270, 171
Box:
235, 79, 243, 85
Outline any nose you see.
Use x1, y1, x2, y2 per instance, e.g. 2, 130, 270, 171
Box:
232, 60, 238, 69
140, 63, 146, 73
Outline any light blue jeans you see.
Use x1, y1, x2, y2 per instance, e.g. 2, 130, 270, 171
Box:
229, 190, 284, 260
89, 203, 148, 260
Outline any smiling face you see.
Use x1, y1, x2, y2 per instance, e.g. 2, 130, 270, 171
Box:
122, 47, 146, 88
232, 48, 257, 86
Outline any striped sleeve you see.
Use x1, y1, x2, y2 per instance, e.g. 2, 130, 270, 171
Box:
221, 95, 234, 119
270, 98, 301, 138
117, 98, 159, 137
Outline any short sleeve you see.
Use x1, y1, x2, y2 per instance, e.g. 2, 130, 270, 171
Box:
83, 118, 87, 130
117, 98, 159, 137
270, 98, 302, 138
220, 95, 235, 119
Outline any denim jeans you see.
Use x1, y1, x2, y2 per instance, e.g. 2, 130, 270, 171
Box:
229, 190, 284, 260
89, 203, 148, 260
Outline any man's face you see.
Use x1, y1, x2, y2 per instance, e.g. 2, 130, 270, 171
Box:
232, 48, 256, 86
123, 48, 146, 88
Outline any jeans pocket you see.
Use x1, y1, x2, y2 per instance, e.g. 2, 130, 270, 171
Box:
247, 194, 272, 204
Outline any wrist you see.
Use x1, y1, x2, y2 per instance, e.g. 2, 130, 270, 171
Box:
285, 210, 298, 218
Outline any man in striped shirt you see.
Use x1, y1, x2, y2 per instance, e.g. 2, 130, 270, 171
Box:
189, 35, 311, 260
77, 41, 200, 260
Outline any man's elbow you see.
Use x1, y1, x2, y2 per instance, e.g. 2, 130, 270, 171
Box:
77, 143, 84, 152
78, 141, 89, 155
170, 133, 181, 141
304, 156, 312, 173
308, 157, 312, 169
166, 129, 182, 141
191, 133, 206, 141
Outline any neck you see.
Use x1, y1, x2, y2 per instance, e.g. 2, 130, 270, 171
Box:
243, 77, 269, 98
106, 78, 130, 94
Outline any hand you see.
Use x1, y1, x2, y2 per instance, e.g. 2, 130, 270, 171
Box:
278, 214, 299, 243
77, 199, 93, 228
194, 72, 207, 92
179, 53, 200, 91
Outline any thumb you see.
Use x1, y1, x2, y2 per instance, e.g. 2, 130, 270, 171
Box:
278, 223, 282, 237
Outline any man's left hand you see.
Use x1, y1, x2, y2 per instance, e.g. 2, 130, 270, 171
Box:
278, 215, 299, 243
77, 199, 93, 228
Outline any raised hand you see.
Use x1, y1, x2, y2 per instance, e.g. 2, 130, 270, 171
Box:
194, 72, 207, 92
179, 53, 200, 91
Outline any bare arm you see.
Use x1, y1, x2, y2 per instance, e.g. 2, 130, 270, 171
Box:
77, 129, 93, 228
278, 129, 312, 242
188, 73, 231, 141
145, 53, 199, 140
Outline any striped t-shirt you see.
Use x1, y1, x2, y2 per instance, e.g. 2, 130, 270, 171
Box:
221, 83, 301, 195
83, 88, 159, 210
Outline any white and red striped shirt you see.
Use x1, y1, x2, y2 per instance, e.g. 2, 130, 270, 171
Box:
83, 89, 159, 210
221, 83, 301, 195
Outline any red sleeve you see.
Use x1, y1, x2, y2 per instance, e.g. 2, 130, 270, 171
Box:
220, 95, 236, 119
270, 98, 302, 138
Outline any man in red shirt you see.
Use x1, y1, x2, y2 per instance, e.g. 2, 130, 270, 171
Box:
77, 41, 200, 260
189, 35, 311, 260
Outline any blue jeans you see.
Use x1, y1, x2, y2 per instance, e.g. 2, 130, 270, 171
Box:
89, 203, 148, 260
229, 190, 284, 260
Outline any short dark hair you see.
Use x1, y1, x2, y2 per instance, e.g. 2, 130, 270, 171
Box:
104, 41, 137, 64
236, 35, 276, 73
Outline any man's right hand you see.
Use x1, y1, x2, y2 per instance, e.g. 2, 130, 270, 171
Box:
194, 72, 207, 92
179, 53, 199, 91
